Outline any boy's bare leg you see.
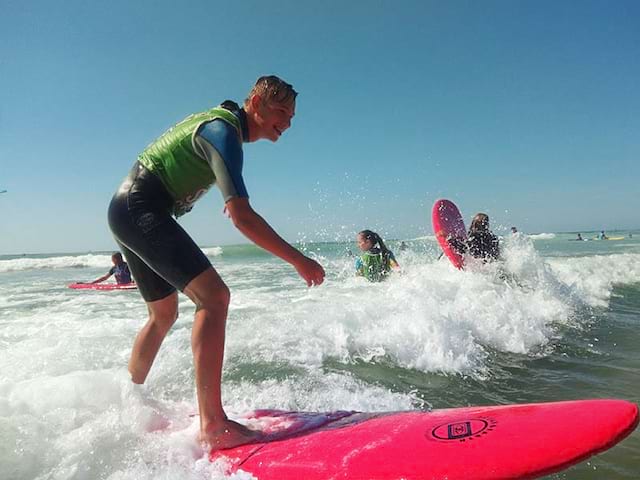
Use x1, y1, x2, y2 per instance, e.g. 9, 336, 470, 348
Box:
184, 267, 259, 449
129, 292, 179, 384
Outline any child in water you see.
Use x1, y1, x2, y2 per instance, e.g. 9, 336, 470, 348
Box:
466, 213, 500, 261
355, 230, 400, 282
90, 252, 133, 285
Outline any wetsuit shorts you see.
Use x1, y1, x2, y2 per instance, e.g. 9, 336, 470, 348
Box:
108, 162, 211, 302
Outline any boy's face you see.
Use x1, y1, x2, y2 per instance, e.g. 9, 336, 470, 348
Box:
253, 96, 295, 142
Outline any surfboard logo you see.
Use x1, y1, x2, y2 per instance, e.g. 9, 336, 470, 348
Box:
430, 417, 497, 442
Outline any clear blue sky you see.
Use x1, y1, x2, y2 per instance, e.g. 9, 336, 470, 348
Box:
1, 0, 638, 254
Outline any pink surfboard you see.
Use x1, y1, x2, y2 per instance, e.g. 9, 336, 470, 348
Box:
68, 282, 137, 291
432, 198, 467, 269
210, 399, 638, 479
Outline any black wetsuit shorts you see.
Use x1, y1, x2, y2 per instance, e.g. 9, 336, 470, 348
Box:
108, 162, 211, 302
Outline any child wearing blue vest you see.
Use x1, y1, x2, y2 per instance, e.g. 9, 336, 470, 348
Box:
89, 252, 133, 285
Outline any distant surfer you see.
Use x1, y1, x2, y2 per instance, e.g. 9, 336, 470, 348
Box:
355, 230, 400, 282
87, 252, 133, 285
600, 230, 608, 240
107, 76, 325, 449
447, 213, 500, 262
467, 214, 500, 261
511, 226, 518, 234
576, 233, 583, 241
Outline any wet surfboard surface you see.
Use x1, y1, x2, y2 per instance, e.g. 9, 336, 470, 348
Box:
68, 282, 137, 290
432, 198, 467, 269
210, 399, 638, 480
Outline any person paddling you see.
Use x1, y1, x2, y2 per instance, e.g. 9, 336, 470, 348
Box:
88, 252, 132, 285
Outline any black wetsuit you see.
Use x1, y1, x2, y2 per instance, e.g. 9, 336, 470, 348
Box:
108, 103, 249, 302
108, 162, 212, 301
467, 230, 500, 261
447, 231, 500, 262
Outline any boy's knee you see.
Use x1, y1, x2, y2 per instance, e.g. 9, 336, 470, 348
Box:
197, 284, 231, 312
151, 308, 179, 331
211, 283, 231, 308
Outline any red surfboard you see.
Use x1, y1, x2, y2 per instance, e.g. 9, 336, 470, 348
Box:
68, 282, 137, 291
432, 198, 467, 269
210, 399, 638, 479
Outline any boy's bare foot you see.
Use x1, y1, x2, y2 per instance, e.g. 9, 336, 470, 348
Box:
200, 418, 261, 450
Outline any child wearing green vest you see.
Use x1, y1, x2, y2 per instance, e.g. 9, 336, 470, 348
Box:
355, 230, 400, 282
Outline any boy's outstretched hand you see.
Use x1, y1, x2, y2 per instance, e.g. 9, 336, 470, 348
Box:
294, 256, 325, 286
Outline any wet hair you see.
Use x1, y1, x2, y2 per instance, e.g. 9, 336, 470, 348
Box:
358, 230, 391, 255
112, 252, 123, 262
244, 75, 297, 107
469, 213, 490, 233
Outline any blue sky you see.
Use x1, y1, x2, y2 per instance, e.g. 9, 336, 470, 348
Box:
1, 0, 638, 254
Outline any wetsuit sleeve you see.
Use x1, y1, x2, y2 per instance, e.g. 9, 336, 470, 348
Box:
490, 235, 500, 260
355, 257, 363, 275
194, 120, 249, 202
388, 251, 399, 267
109, 266, 116, 275
448, 236, 468, 256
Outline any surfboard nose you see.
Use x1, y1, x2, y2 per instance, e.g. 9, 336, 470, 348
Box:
603, 399, 639, 440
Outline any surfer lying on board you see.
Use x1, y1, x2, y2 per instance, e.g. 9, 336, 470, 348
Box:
355, 230, 400, 282
107, 75, 325, 450
448, 213, 500, 262
84, 252, 133, 285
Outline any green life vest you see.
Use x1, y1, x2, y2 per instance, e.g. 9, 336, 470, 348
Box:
359, 251, 391, 282
137, 107, 242, 217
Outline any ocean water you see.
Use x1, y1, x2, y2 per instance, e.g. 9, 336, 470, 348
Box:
1, 231, 639, 479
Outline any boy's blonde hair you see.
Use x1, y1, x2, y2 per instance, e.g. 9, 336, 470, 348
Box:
244, 75, 297, 107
